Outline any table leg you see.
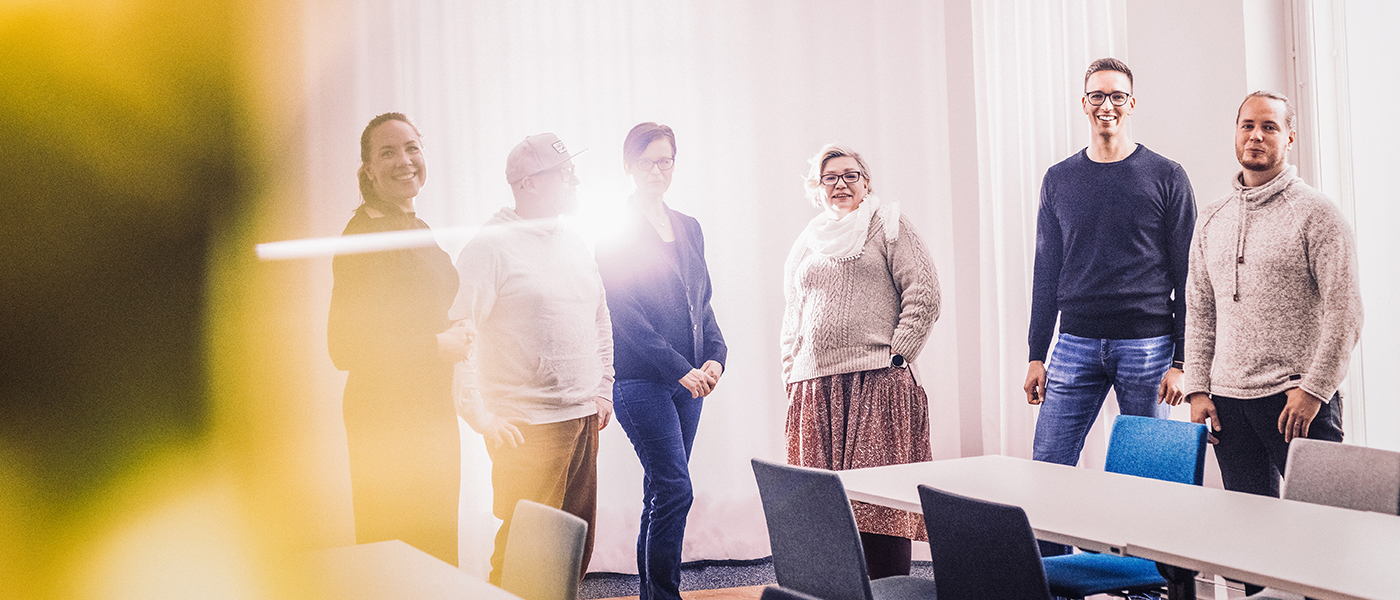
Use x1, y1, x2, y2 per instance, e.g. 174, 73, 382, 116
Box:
1157, 563, 1197, 600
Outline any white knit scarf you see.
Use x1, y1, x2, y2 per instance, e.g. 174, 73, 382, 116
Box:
801, 194, 901, 260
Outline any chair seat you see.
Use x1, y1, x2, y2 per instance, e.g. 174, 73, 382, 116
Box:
1043, 553, 1165, 597
869, 574, 940, 600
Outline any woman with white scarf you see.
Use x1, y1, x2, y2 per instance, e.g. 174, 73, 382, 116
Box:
780, 143, 941, 579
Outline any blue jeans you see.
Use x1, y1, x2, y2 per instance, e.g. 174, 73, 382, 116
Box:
613, 378, 704, 600
1033, 333, 1172, 466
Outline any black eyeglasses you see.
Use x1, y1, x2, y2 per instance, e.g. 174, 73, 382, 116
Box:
820, 171, 865, 186
1086, 91, 1131, 106
633, 157, 675, 171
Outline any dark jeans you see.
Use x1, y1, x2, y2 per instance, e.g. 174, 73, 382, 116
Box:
1214, 390, 1341, 597
613, 378, 704, 600
485, 414, 599, 585
1213, 391, 1344, 498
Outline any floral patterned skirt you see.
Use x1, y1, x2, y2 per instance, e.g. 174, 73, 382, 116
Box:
785, 366, 932, 540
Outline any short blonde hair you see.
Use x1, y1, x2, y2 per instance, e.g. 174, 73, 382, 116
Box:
804, 143, 873, 208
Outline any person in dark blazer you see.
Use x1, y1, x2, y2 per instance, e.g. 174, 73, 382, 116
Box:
595, 122, 726, 600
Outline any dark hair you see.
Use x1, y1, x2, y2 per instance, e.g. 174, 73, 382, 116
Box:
623, 122, 676, 166
357, 112, 421, 226
1084, 57, 1133, 92
1237, 90, 1297, 131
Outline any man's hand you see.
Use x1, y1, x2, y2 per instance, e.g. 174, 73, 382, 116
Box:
436, 319, 476, 364
700, 361, 724, 395
1158, 367, 1185, 405
594, 397, 613, 430
1024, 361, 1047, 405
679, 368, 716, 398
483, 414, 528, 449
1278, 387, 1323, 443
1188, 392, 1220, 445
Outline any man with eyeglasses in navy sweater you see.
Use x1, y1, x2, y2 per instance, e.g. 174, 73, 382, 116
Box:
1023, 58, 1197, 483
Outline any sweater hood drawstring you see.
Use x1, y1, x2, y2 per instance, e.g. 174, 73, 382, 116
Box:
1229, 165, 1300, 302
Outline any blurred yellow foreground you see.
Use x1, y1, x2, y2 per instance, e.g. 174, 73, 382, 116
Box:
1, 1, 334, 597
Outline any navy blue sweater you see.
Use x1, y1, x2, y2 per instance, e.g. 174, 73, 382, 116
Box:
1029, 145, 1196, 363
596, 205, 727, 382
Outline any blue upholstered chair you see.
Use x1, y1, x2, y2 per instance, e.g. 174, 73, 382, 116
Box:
1104, 414, 1208, 486
1243, 438, 1400, 600
919, 484, 1053, 600
1041, 415, 1208, 599
750, 459, 939, 600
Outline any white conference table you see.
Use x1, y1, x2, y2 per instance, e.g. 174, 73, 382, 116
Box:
838, 455, 1400, 600
306, 540, 522, 600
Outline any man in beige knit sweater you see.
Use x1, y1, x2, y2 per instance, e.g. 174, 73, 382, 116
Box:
1185, 91, 1362, 500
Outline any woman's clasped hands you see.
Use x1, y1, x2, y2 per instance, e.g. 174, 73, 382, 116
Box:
678, 360, 724, 398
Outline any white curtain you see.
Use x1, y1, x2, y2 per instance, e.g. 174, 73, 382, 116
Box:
966, 0, 1129, 465
298, 0, 1124, 575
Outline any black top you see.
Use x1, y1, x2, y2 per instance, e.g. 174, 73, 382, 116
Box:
596, 205, 727, 382
1029, 145, 1196, 363
328, 206, 459, 375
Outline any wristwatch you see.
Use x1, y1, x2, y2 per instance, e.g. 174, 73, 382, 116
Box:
891, 354, 907, 368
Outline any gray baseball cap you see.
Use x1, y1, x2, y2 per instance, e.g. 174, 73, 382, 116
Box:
505, 133, 587, 184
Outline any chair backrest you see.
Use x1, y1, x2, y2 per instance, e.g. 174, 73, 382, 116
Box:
918, 485, 1052, 600
500, 499, 588, 600
1104, 415, 1208, 485
751, 458, 874, 600
1282, 438, 1400, 515
760, 586, 830, 600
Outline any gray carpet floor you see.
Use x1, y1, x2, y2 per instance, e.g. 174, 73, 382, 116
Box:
579, 558, 938, 599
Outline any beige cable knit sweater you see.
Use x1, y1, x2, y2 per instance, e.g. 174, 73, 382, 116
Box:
781, 213, 941, 384
1183, 166, 1362, 402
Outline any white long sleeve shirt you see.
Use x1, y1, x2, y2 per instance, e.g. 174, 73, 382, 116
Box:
450, 208, 614, 427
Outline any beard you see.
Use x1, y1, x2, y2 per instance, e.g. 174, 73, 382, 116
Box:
1237, 148, 1281, 173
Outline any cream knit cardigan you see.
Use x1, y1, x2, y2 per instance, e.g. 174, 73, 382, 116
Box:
1184, 166, 1362, 402
781, 212, 941, 384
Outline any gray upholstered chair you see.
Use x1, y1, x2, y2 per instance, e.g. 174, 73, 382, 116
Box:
920, 484, 1053, 600
500, 499, 588, 600
1281, 438, 1400, 514
751, 458, 939, 600
1245, 438, 1400, 600
760, 585, 831, 600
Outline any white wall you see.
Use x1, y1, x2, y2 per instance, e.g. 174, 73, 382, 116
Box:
1125, 0, 1248, 204
1337, 0, 1400, 450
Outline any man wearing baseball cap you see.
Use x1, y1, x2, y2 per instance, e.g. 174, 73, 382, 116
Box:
451, 133, 614, 585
